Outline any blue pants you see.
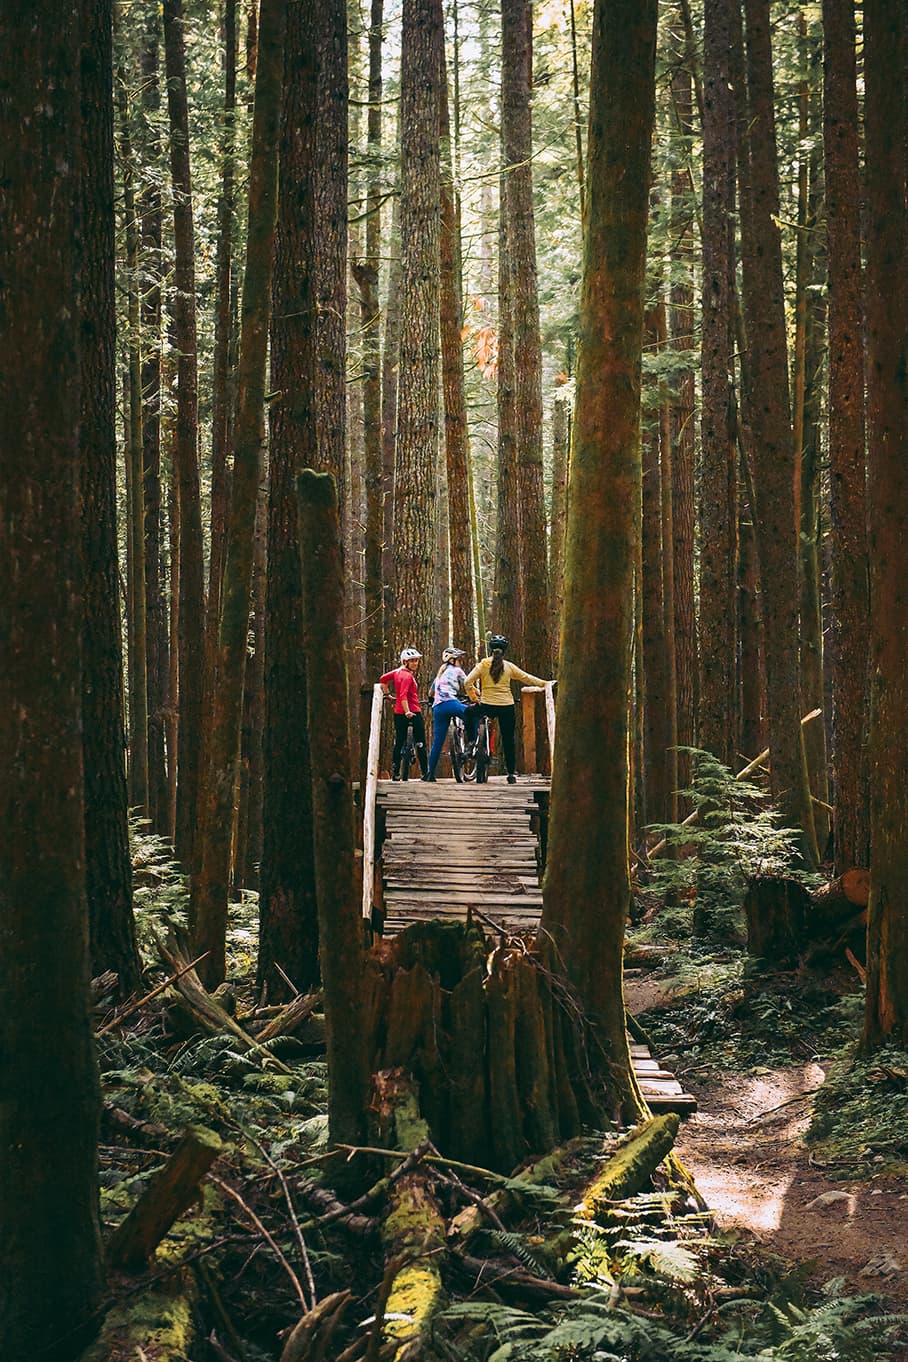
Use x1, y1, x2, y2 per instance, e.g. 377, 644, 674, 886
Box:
428, 698, 471, 775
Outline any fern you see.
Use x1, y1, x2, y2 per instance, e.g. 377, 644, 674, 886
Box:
490, 1230, 549, 1279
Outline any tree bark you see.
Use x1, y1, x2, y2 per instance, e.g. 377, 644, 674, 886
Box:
391, 0, 443, 663
539, 0, 656, 1123
698, 0, 737, 766
117, 60, 150, 819
260, 0, 320, 998
503, 0, 551, 678
738, 0, 817, 862
823, 0, 869, 873
139, 10, 170, 835
163, 0, 207, 868
493, 165, 522, 649
641, 302, 673, 828
0, 5, 105, 1347
355, 0, 385, 683
862, 0, 908, 1049
381, 187, 402, 651
83, 3, 141, 994
548, 392, 569, 650
438, 27, 476, 659
297, 472, 369, 1145
207, 0, 238, 705
670, 52, 697, 786
192, 0, 285, 988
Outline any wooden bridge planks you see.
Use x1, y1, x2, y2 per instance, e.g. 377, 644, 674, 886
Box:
375, 776, 696, 1117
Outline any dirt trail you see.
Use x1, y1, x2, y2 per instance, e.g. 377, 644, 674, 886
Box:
673, 1063, 908, 1306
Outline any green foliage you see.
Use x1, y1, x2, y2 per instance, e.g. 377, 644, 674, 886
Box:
646, 749, 809, 942
808, 1043, 908, 1176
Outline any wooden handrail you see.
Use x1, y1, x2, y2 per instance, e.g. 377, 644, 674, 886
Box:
544, 680, 556, 756
362, 682, 384, 920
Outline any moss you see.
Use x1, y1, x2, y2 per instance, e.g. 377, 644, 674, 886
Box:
578, 1114, 680, 1215
80, 1271, 197, 1362
384, 1261, 445, 1355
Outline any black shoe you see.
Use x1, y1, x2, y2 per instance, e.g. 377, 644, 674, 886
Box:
507, 773, 517, 784
392, 772, 401, 782
421, 773, 436, 782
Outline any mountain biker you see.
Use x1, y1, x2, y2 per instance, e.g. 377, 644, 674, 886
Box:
379, 648, 428, 780
463, 635, 550, 784
424, 646, 475, 782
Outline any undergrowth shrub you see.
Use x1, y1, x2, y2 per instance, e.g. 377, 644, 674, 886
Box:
645, 749, 807, 944
808, 1042, 908, 1175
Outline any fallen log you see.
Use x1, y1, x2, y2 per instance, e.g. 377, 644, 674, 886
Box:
447, 1138, 585, 1244
576, 1114, 681, 1218
745, 869, 870, 966
107, 1125, 223, 1271
373, 1070, 447, 1361
279, 1291, 354, 1362
79, 1269, 199, 1362
253, 990, 322, 1044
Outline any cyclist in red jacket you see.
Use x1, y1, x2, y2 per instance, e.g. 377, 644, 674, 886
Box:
379, 648, 429, 779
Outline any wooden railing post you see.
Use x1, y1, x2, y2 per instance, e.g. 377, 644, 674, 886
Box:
362, 682, 384, 920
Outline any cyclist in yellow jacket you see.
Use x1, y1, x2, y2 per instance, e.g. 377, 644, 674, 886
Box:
463, 634, 551, 783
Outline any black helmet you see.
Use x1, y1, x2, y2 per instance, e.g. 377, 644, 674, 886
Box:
488, 634, 509, 653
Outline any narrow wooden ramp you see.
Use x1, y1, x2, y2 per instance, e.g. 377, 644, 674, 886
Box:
375, 776, 696, 1116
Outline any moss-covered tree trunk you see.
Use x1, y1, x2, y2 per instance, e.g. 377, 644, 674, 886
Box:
738, 0, 817, 863
698, 0, 737, 767
548, 392, 569, 649
503, 0, 551, 679
0, 5, 105, 1348
260, 0, 320, 998
297, 473, 369, 1145
83, 0, 141, 994
391, 0, 442, 662
862, 0, 908, 1049
381, 188, 402, 649
163, 0, 206, 868
823, 0, 869, 874
192, 0, 285, 988
539, 0, 656, 1123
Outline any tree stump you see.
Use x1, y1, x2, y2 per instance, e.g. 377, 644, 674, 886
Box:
364, 921, 590, 1172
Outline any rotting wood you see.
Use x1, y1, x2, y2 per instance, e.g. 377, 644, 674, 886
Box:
279, 1291, 354, 1362
577, 1114, 681, 1216
79, 1269, 199, 1362
107, 1125, 223, 1271
252, 990, 322, 1043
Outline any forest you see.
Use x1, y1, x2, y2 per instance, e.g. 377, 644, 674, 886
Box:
1, 0, 907, 1358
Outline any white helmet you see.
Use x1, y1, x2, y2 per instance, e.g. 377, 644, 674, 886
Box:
399, 647, 422, 663
442, 646, 466, 663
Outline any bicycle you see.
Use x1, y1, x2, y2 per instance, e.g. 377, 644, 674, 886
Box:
451, 708, 492, 783
399, 701, 430, 781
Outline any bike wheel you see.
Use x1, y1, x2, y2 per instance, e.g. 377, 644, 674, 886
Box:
401, 738, 414, 780
475, 721, 490, 783
451, 733, 464, 783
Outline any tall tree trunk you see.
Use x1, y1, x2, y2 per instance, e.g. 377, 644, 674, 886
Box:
503, 0, 551, 677
823, 0, 869, 873
192, 0, 285, 988
794, 45, 829, 853
0, 4, 105, 1347
669, 48, 697, 785
641, 302, 672, 828
493, 166, 522, 649
698, 0, 737, 766
82, 4, 141, 994
207, 0, 238, 692
381, 187, 402, 652
314, 0, 348, 507
391, 0, 443, 662
438, 24, 476, 658
737, 498, 766, 759
163, 0, 207, 868
117, 62, 150, 819
140, 11, 170, 835
548, 391, 570, 651
297, 473, 369, 1144
355, 0, 385, 683
738, 0, 817, 862
540, 0, 656, 1121
240, 482, 268, 888
862, 0, 908, 1049
260, 0, 320, 998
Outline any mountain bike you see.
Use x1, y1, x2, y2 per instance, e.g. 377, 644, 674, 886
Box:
399, 701, 430, 781
452, 708, 492, 783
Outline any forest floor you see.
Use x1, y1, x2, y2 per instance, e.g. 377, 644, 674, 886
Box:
626, 960, 908, 1315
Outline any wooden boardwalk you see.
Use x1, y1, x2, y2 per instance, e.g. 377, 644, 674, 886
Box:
372, 774, 696, 1115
